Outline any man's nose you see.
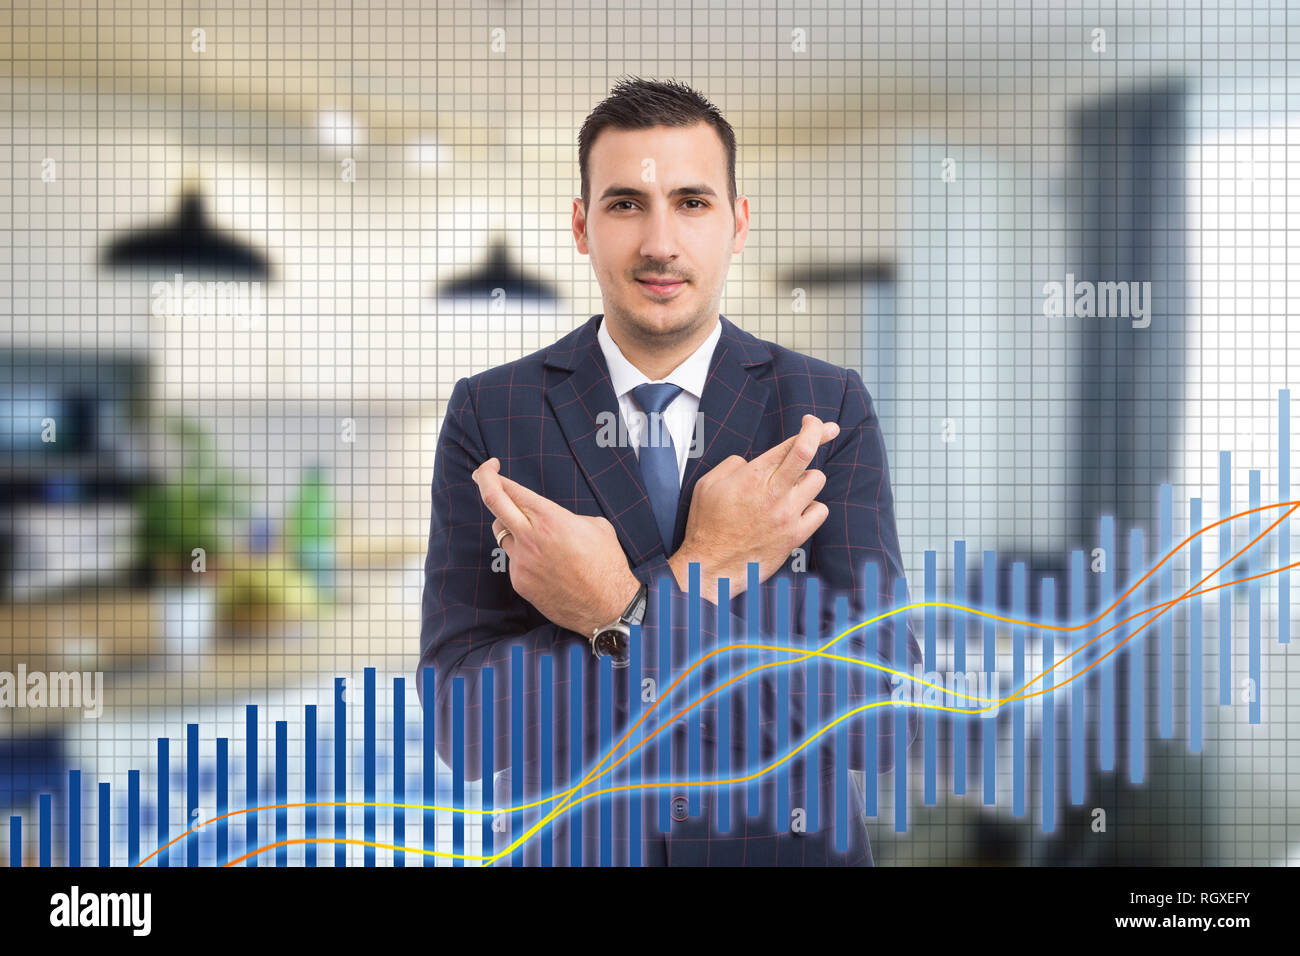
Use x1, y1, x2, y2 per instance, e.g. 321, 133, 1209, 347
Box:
639, 206, 681, 262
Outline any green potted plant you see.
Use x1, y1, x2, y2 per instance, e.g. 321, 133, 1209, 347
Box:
134, 415, 252, 583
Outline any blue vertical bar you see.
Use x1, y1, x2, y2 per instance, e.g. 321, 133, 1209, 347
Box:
304, 706, 316, 867
1113, 548, 1134, 779
660, 579, 673, 832
422, 667, 434, 866
128, 769, 139, 867
68, 768, 81, 867
569, 644, 583, 867
511, 646, 524, 868
862, 561, 878, 817
629, 624, 643, 866
334, 679, 346, 868
364, 667, 375, 866
480, 668, 494, 866
1281, 389, 1291, 645
39, 793, 50, 867
1041, 577, 1056, 834
598, 655, 612, 867
924, 550, 937, 805
275, 720, 287, 867
1190, 499, 1203, 753
157, 737, 169, 867
8, 816, 20, 867
804, 574, 820, 832
1159, 482, 1173, 738
776, 577, 790, 833
1220, 451, 1232, 706
1249, 470, 1262, 724
716, 578, 731, 837
688, 562, 702, 818
540, 655, 552, 868
1100, 515, 1116, 771
1070, 550, 1084, 806
833, 593, 849, 851
982, 551, 996, 806
1130, 527, 1146, 783
953, 541, 967, 796
393, 678, 405, 868
452, 675, 464, 867
746, 562, 761, 817
1012, 561, 1025, 818
246, 704, 257, 868
216, 738, 228, 866
97, 782, 109, 867
186, 723, 198, 867
893, 574, 909, 832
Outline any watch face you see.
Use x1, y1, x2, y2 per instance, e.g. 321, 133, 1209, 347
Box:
594, 629, 630, 666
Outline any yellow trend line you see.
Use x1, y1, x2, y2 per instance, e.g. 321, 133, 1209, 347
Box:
516, 499, 1297, 864
220, 542, 1295, 871
130, 500, 1296, 867
203, 554, 1300, 865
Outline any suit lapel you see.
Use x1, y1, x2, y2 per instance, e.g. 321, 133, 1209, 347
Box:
545, 314, 773, 564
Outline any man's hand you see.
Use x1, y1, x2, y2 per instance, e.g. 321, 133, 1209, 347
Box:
472, 458, 641, 639
668, 414, 840, 605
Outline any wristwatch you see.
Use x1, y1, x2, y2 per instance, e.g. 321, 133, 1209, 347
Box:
590, 580, 647, 668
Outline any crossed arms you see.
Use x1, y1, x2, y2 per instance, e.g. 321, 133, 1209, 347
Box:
417, 368, 922, 785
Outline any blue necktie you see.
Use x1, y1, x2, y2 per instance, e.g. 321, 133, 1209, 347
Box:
630, 382, 684, 553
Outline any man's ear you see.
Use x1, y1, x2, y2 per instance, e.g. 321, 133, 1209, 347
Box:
573, 198, 589, 253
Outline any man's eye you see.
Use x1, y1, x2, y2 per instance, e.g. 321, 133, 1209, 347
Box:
608, 199, 708, 211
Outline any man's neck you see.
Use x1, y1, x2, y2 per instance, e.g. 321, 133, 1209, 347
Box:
603, 313, 717, 381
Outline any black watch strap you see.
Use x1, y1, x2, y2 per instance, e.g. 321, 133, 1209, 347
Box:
620, 580, 648, 626
590, 581, 646, 668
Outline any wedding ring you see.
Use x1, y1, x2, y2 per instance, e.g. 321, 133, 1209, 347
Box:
495, 528, 513, 546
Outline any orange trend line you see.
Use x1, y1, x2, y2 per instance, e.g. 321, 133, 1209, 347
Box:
533, 500, 1296, 857
248, 502, 1300, 867
133, 499, 1296, 866
222, 838, 452, 867
561, 499, 1294, 773
189, 548, 1300, 870
1003, 499, 1297, 703
206, 553, 1300, 870
218, 554, 1300, 874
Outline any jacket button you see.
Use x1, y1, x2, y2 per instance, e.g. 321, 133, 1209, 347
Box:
670, 795, 689, 822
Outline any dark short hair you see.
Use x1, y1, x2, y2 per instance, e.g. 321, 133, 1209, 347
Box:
578, 76, 737, 214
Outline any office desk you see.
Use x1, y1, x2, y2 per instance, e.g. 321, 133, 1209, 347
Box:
1, 537, 426, 735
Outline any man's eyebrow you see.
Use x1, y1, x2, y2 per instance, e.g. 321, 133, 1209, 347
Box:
596, 184, 720, 202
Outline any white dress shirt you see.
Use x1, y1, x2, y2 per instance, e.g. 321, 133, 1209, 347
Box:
596, 314, 722, 485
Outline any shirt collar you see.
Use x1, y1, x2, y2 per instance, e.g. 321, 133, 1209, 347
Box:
597, 314, 722, 402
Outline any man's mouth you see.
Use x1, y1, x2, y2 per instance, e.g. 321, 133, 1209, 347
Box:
637, 277, 685, 295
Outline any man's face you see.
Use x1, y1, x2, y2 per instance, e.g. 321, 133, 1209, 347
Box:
573, 122, 749, 347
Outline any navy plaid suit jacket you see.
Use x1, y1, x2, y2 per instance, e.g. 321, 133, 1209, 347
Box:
418, 313, 921, 866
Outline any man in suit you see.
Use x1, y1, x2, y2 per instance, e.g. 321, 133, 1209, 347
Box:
418, 76, 921, 866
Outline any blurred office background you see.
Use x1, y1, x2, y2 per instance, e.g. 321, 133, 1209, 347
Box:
1, 0, 1298, 866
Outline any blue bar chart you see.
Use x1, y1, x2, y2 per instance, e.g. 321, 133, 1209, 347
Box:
3, 389, 1297, 867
